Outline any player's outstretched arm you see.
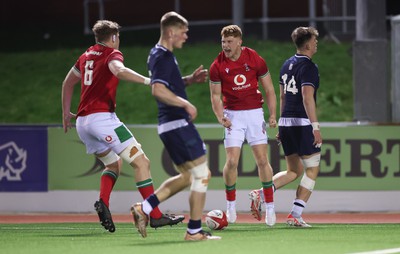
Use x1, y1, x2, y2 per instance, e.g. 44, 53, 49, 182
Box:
183, 65, 208, 86
152, 82, 197, 121
108, 60, 150, 86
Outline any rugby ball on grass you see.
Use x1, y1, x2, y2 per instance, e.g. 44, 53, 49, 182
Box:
205, 210, 228, 230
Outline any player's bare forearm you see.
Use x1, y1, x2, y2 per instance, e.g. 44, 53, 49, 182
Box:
152, 83, 189, 108
302, 87, 318, 123
279, 86, 285, 116
266, 93, 277, 119
264, 87, 277, 127
304, 99, 318, 123
183, 65, 208, 86
209, 83, 225, 123
261, 74, 277, 118
61, 69, 80, 133
108, 60, 150, 85
211, 99, 224, 124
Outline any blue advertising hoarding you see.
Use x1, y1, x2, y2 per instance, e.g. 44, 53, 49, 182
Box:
0, 126, 48, 192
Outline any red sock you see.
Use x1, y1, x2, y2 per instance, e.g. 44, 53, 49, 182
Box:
138, 184, 162, 219
263, 186, 274, 203
225, 189, 236, 201
99, 172, 117, 207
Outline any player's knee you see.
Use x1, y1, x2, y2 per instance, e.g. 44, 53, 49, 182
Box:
190, 162, 210, 193
256, 157, 270, 170
119, 142, 144, 164
225, 157, 239, 170
300, 174, 316, 191
287, 170, 300, 181
131, 154, 150, 171
181, 170, 192, 183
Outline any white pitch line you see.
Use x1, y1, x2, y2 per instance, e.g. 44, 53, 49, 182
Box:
348, 247, 400, 254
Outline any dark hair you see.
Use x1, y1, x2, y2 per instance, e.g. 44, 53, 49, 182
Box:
160, 11, 188, 30
221, 25, 242, 38
92, 20, 120, 43
291, 27, 319, 49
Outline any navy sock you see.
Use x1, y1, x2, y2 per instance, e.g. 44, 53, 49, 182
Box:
187, 219, 202, 231
147, 194, 160, 209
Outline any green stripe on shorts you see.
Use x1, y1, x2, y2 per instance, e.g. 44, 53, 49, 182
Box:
114, 125, 132, 143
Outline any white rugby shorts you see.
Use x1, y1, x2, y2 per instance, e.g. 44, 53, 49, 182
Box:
76, 112, 136, 155
223, 108, 268, 148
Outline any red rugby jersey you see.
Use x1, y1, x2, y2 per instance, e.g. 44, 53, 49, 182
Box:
209, 47, 269, 110
74, 43, 123, 116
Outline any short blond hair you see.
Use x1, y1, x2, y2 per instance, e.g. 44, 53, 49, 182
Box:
160, 11, 188, 31
221, 25, 242, 38
92, 20, 120, 43
291, 26, 319, 49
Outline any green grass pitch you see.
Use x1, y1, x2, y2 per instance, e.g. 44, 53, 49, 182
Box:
1, 223, 400, 254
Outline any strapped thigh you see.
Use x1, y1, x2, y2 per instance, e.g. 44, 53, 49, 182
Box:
98, 150, 120, 166
119, 142, 144, 164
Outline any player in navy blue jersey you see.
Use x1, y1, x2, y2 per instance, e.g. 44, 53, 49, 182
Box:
249, 26, 322, 227
130, 11, 221, 241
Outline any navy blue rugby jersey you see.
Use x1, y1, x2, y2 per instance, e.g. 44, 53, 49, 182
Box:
279, 54, 319, 119
147, 44, 189, 124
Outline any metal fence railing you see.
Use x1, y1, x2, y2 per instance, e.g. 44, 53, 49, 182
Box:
83, 0, 358, 43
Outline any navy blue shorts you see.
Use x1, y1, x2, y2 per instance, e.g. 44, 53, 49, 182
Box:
159, 122, 206, 165
279, 125, 321, 156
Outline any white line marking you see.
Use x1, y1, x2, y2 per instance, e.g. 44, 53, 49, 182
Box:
348, 247, 400, 254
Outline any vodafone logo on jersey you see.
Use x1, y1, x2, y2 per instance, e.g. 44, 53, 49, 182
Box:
233, 74, 251, 91
234, 74, 246, 86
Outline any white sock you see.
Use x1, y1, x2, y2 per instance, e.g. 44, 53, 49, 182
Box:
265, 202, 274, 210
227, 200, 236, 209
187, 228, 202, 234
142, 200, 152, 215
291, 199, 306, 218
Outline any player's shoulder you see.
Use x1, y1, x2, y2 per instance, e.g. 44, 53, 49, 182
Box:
106, 48, 123, 63
210, 51, 226, 68
281, 55, 296, 67
91, 45, 122, 58
302, 58, 318, 71
150, 44, 172, 62
153, 44, 170, 55
214, 51, 225, 62
242, 46, 257, 54
243, 46, 264, 57
242, 47, 265, 65
111, 48, 122, 54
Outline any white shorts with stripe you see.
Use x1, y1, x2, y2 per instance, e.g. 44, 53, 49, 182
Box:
76, 112, 138, 155
223, 108, 268, 148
